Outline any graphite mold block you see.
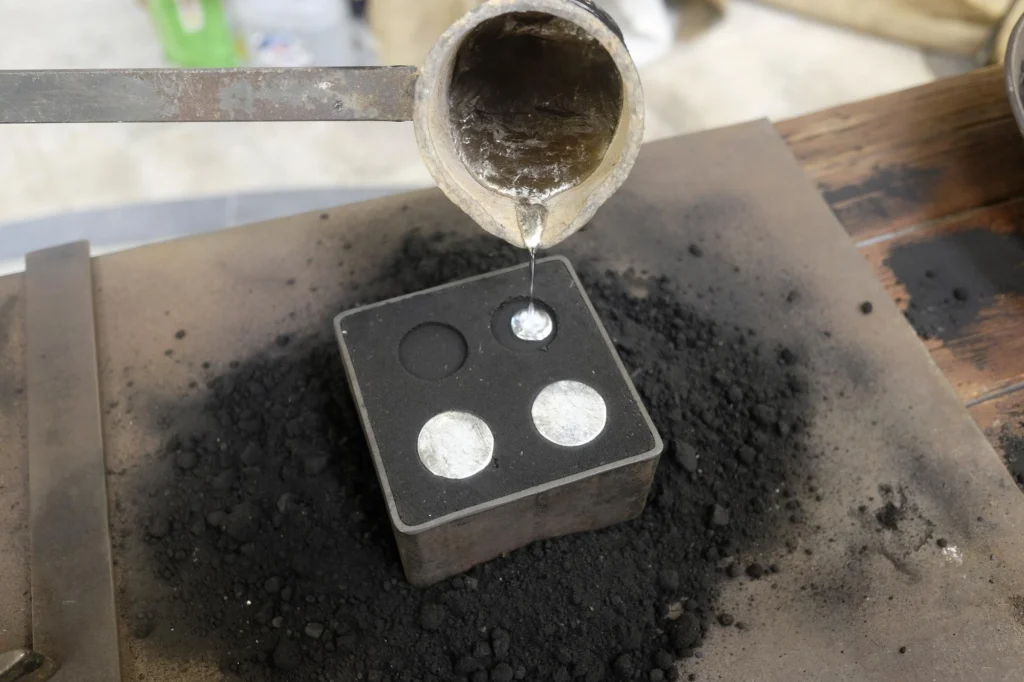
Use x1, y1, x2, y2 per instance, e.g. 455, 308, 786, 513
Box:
334, 256, 663, 585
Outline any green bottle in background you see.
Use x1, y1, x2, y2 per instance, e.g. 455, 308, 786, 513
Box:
147, 0, 241, 67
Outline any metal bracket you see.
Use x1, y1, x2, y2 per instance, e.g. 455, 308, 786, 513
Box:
25, 242, 121, 682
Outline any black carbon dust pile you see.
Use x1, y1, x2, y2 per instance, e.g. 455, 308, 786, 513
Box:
136, 232, 818, 681
998, 429, 1024, 491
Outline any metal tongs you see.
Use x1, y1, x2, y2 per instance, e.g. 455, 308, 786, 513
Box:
0, 0, 643, 249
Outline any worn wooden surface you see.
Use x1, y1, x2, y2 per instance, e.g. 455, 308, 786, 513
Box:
780, 64, 1024, 456
780, 67, 1024, 241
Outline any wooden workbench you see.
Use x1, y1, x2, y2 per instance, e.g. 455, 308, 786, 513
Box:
780, 64, 1024, 456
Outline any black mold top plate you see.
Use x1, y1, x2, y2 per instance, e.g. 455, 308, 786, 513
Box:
335, 256, 661, 531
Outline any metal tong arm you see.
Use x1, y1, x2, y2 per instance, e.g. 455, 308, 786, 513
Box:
0, 66, 419, 123
0, 650, 57, 682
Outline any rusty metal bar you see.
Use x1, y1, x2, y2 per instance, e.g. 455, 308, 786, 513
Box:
0, 67, 418, 123
25, 242, 121, 682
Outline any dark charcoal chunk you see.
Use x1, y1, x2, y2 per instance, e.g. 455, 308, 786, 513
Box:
273, 638, 301, 671
658, 569, 680, 593
491, 663, 514, 682
673, 441, 699, 473
613, 653, 635, 679
670, 614, 701, 652
222, 501, 261, 541
709, 505, 730, 528
419, 603, 445, 632
174, 450, 198, 470
240, 441, 263, 467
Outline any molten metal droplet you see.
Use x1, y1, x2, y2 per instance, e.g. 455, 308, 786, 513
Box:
511, 305, 553, 342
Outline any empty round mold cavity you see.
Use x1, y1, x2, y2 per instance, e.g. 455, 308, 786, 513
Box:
531, 380, 607, 447
399, 322, 468, 380
417, 411, 494, 479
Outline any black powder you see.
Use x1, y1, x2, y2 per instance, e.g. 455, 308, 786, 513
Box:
874, 485, 911, 531
998, 427, 1024, 491
875, 502, 903, 531
884, 227, 1024, 343
132, 231, 817, 681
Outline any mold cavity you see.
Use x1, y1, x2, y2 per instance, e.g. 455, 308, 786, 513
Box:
399, 322, 468, 381
492, 297, 557, 352
512, 304, 553, 342
449, 12, 624, 202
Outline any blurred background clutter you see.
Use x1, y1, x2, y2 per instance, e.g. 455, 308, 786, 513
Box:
1, 0, 1020, 271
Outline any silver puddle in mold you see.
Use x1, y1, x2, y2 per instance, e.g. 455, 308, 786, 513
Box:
511, 304, 554, 342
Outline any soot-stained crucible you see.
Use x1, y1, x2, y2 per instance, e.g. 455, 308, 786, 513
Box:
335, 256, 663, 585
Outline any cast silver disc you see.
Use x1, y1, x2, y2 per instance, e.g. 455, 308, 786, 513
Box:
531, 380, 607, 447
417, 411, 494, 479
